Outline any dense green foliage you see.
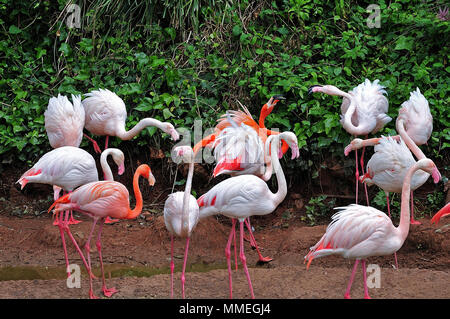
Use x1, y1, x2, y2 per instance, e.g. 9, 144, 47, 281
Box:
0, 1, 448, 203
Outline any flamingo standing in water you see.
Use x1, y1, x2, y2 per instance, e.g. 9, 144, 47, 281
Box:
197, 132, 300, 298
164, 146, 199, 299
48, 164, 155, 299
17, 146, 125, 277
345, 88, 437, 225
305, 158, 440, 299
309, 79, 392, 205
82, 88, 179, 153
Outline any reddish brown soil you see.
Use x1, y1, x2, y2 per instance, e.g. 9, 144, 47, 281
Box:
0, 156, 448, 299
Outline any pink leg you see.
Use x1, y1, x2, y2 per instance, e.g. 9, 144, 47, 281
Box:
410, 191, 421, 225
360, 136, 370, 206
58, 211, 71, 277
83, 133, 102, 154
225, 219, 236, 299
355, 148, 359, 204
84, 218, 99, 299
244, 217, 257, 248
233, 220, 238, 271
244, 219, 272, 263
68, 210, 82, 225
361, 260, 371, 299
104, 136, 109, 150
386, 192, 399, 269
170, 235, 175, 298
96, 219, 118, 297
181, 237, 190, 299
344, 259, 359, 299
239, 221, 255, 299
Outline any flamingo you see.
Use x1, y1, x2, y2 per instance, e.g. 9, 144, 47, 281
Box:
164, 146, 199, 299
305, 158, 441, 299
48, 164, 155, 299
344, 88, 438, 225
197, 131, 300, 298
308, 79, 392, 205
81, 88, 179, 153
17, 146, 125, 276
431, 202, 450, 224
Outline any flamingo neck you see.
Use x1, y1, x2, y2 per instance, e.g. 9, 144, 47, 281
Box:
181, 161, 194, 237
342, 98, 374, 136
397, 161, 419, 243
266, 135, 287, 206
258, 105, 271, 128
100, 149, 116, 181
396, 119, 425, 160
125, 166, 145, 219
117, 118, 165, 140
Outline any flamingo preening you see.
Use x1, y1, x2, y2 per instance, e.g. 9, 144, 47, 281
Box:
197, 131, 300, 298
309, 79, 392, 205
17, 146, 125, 276
305, 158, 441, 299
82, 88, 180, 153
48, 164, 155, 299
164, 146, 199, 299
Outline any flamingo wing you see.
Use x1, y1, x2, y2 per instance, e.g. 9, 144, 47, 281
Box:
305, 204, 394, 266
163, 192, 200, 236
396, 88, 432, 146
44, 94, 85, 148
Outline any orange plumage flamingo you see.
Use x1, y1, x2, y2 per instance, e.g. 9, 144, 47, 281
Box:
48, 164, 155, 299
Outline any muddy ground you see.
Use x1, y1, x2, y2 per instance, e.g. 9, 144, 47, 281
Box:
0, 155, 448, 300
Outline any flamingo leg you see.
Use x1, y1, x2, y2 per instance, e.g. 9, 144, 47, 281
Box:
181, 237, 190, 299
225, 219, 236, 299
96, 219, 118, 297
170, 235, 175, 298
84, 218, 99, 299
344, 259, 360, 299
83, 133, 102, 154
385, 192, 399, 269
239, 221, 255, 299
361, 260, 371, 299
58, 211, 71, 277
243, 217, 257, 248
68, 210, 82, 225
360, 135, 370, 206
244, 219, 272, 263
410, 191, 421, 225
104, 136, 109, 150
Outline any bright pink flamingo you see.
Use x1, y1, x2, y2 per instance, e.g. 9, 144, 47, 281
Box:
17, 146, 125, 276
82, 88, 179, 153
309, 79, 391, 205
197, 132, 300, 298
431, 202, 450, 225
164, 146, 199, 299
48, 164, 155, 299
305, 158, 441, 299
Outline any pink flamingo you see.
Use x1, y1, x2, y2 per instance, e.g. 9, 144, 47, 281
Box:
305, 158, 440, 299
309, 79, 391, 205
48, 164, 155, 299
345, 88, 438, 225
431, 202, 450, 225
197, 132, 300, 298
164, 146, 199, 299
82, 88, 179, 153
17, 146, 125, 277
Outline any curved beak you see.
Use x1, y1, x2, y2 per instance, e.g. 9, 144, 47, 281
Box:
431, 167, 441, 184
170, 128, 180, 141
148, 172, 156, 186
118, 163, 125, 175
308, 85, 323, 95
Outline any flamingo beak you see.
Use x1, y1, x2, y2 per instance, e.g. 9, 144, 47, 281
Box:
431, 167, 441, 184
118, 163, 125, 175
148, 172, 156, 186
290, 144, 300, 159
308, 85, 323, 95
170, 128, 180, 141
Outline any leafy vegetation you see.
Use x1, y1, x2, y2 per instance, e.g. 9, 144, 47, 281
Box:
0, 1, 448, 216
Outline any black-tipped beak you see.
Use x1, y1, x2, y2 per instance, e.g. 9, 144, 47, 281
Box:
272, 95, 286, 101
307, 85, 322, 95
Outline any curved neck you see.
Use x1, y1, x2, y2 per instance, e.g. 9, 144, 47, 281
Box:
117, 118, 164, 140
342, 98, 374, 135
397, 162, 420, 243
396, 119, 425, 160
181, 161, 195, 237
125, 167, 146, 219
258, 105, 271, 128
266, 135, 287, 206
100, 149, 116, 181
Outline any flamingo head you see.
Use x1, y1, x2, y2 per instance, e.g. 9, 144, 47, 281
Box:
164, 123, 180, 141
266, 94, 286, 111
280, 132, 300, 160
111, 150, 125, 175
308, 84, 345, 97
344, 138, 364, 156
417, 159, 441, 184
173, 145, 194, 164
138, 164, 156, 186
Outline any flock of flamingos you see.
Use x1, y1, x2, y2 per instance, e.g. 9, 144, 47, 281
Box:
16, 79, 448, 299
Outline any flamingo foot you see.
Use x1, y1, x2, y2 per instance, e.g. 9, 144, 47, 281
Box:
68, 217, 82, 225
53, 218, 59, 226
104, 217, 119, 224
364, 295, 372, 299
89, 290, 99, 299
256, 256, 273, 264
102, 286, 118, 297
344, 293, 351, 299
